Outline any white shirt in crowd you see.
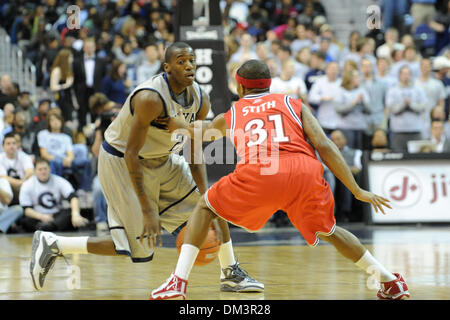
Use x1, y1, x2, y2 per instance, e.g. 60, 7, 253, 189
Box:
37, 130, 73, 159
270, 76, 308, 99
19, 174, 75, 215
308, 76, 342, 130
0, 150, 34, 179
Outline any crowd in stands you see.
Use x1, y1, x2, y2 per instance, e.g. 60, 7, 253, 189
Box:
0, 0, 449, 231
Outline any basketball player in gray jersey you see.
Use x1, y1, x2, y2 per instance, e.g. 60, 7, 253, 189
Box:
30, 42, 263, 295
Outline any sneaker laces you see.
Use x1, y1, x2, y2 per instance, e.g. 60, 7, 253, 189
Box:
223, 256, 254, 280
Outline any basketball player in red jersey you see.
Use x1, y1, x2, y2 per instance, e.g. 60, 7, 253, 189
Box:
151, 60, 410, 300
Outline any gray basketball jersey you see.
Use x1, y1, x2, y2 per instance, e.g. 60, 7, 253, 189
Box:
104, 73, 203, 159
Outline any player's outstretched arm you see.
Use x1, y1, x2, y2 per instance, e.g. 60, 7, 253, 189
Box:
168, 113, 228, 141
301, 104, 391, 214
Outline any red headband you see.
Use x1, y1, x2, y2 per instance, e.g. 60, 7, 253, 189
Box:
235, 73, 271, 89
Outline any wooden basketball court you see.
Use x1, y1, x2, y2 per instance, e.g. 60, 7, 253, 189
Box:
1, 224, 449, 300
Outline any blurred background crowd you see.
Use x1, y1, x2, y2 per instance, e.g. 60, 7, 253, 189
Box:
0, 0, 448, 232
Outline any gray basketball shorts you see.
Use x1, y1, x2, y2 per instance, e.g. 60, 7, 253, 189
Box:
98, 146, 200, 262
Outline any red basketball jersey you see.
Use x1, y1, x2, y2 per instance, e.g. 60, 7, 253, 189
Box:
224, 93, 317, 164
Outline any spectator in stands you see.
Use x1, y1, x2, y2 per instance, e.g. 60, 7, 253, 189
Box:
256, 42, 272, 61
341, 37, 376, 69
136, 43, 161, 84
0, 103, 15, 135
428, 1, 450, 54
37, 112, 74, 177
291, 24, 312, 53
430, 105, 450, 135
386, 65, 428, 152
342, 59, 359, 73
360, 58, 389, 143
16, 91, 37, 127
316, 36, 335, 63
0, 74, 15, 109
335, 69, 371, 150
330, 130, 363, 222
30, 99, 51, 134
3, 111, 36, 156
371, 129, 391, 153
276, 44, 309, 80
270, 59, 308, 101
376, 57, 398, 88
50, 48, 77, 126
429, 119, 450, 152
416, 58, 447, 138
229, 32, 258, 64
101, 59, 131, 105
296, 46, 311, 68
318, 24, 342, 62
376, 28, 401, 61
0, 164, 23, 234
305, 51, 326, 91
73, 37, 108, 131
340, 31, 361, 67
36, 34, 59, 89
18, 158, 88, 232
308, 61, 341, 134
0, 132, 34, 205
410, 0, 437, 33
37, 112, 92, 191
390, 46, 421, 80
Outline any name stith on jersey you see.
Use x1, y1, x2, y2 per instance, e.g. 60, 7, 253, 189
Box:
242, 100, 276, 117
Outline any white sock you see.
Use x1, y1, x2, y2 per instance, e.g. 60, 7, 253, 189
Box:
218, 240, 236, 278
355, 250, 396, 282
174, 244, 199, 280
56, 236, 89, 255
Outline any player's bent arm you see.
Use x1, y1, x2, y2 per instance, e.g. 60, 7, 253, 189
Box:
301, 104, 361, 195
124, 90, 165, 212
188, 114, 228, 142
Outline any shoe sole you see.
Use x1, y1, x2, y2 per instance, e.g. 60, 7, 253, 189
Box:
220, 284, 264, 293
30, 231, 43, 291
150, 293, 186, 300
377, 291, 410, 300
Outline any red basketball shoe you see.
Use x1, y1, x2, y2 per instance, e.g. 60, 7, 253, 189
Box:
150, 273, 188, 300
377, 273, 410, 300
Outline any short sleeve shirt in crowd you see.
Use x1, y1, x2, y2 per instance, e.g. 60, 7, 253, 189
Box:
0, 151, 34, 179
19, 174, 74, 215
37, 130, 73, 159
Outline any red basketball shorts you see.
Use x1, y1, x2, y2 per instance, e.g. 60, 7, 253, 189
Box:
205, 154, 336, 246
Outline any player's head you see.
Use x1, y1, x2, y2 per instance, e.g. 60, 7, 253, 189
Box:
235, 59, 271, 98
35, 158, 51, 182
163, 42, 196, 88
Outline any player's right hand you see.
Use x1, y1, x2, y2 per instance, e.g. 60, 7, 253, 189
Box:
140, 210, 162, 249
354, 188, 392, 215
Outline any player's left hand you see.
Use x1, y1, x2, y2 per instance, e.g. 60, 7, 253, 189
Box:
354, 188, 392, 215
